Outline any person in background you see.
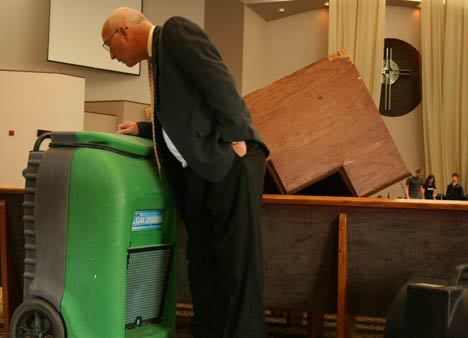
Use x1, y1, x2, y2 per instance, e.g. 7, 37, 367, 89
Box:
446, 172, 464, 200
101, 7, 269, 338
422, 174, 437, 200
404, 168, 424, 199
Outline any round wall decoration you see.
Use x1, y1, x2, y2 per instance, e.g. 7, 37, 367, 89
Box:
379, 38, 421, 117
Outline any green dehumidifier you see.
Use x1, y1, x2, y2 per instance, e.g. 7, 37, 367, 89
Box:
10, 131, 177, 338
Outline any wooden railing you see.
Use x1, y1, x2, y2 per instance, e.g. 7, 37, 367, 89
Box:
263, 193, 468, 211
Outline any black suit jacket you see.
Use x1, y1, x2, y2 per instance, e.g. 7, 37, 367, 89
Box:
138, 16, 269, 183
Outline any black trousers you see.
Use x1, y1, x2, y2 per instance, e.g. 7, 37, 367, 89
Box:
164, 142, 267, 338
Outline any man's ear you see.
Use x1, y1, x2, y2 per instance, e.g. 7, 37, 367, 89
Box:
118, 26, 129, 40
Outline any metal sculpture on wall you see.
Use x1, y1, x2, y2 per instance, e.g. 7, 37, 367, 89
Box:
379, 38, 421, 117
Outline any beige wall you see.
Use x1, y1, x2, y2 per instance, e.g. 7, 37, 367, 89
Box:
242, 8, 329, 95
84, 113, 117, 133
242, 7, 268, 95
263, 9, 329, 86
0, 0, 205, 103
377, 6, 424, 198
84, 100, 149, 132
205, 0, 245, 92
0, 71, 85, 187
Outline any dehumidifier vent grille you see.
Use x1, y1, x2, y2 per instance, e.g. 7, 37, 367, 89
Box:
125, 244, 173, 329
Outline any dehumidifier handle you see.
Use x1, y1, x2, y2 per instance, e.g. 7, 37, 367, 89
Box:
450, 264, 468, 286
33, 132, 52, 151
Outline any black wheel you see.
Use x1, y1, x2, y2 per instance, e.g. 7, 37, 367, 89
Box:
10, 298, 66, 338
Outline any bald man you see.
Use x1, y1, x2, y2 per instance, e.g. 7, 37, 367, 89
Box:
101, 8, 269, 338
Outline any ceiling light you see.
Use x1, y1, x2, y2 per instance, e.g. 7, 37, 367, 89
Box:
324, 1, 329, 6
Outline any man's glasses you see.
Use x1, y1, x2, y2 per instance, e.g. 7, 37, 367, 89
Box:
102, 29, 118, 52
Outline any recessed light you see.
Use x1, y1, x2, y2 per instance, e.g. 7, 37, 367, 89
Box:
278, 7, 286, 13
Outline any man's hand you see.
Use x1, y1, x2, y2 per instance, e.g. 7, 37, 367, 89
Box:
117, 121, 139, 135
231, 141, 247, 158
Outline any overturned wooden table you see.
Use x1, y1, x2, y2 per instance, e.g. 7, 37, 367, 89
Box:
244, 52, 408, 195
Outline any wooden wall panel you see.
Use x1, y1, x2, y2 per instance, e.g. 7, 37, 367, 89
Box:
244, 54, 409, 195
177, 196, 468, 317
0, 190, 24, 331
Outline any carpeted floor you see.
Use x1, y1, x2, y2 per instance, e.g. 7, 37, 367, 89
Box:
1, 317, 384, 338
0, 300, 385, 338
176, 304, 385, 338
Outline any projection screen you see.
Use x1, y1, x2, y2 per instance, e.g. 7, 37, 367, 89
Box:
48, 0, 142, 75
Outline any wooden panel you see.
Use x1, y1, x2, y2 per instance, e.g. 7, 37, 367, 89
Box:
177, 204, 339, 310
0, 201, 9, 330
337, 213, 348, 338
259, 203, 468, 315
84, 100, 148, 128
245, 53, 409, 195
263, 194, 468, 211
84, 112, 117, 133
0, 193, 24, 330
